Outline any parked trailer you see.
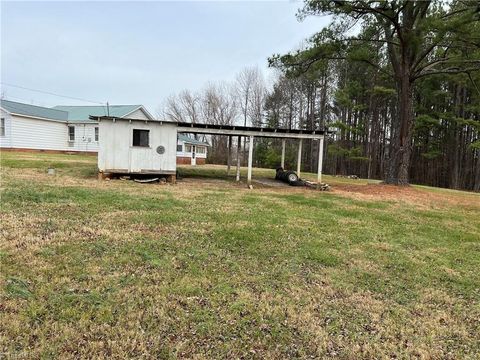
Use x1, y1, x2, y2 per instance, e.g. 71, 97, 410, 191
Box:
275, 167, 330, 190
275, 167, 305, 186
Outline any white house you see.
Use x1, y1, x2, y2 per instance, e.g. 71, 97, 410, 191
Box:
176, 134, 209, 165
0, 100, 153, 153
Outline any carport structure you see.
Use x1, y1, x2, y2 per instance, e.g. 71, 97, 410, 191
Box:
177, 122, 327, 186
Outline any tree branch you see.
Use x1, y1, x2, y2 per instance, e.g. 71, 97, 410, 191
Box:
414, 59, 480, 78
414, 66, 480, 79
412, 37, 446, 73
341, 37, 399, 46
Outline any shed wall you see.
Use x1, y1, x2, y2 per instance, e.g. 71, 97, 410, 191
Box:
98, 120, 177, 173
124, 108, 150, 120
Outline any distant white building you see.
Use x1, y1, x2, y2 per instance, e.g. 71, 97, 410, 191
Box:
176, 134, 209, 165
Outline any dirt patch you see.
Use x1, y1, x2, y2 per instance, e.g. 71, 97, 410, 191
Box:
334, 184, 419, 199
332, 183, 480, 209
253, 177, 290, 188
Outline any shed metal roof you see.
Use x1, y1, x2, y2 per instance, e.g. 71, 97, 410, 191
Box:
1, 99, 68, 121
176, 121, 328, 139
176, 121, 328, 135
90, 116, 329, 140
90, 115, 178, 124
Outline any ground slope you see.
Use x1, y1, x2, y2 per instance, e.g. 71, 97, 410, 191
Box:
1, 152, 479, 358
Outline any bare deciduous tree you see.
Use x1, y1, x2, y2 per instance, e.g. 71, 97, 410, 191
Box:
235, 67, 266, 164
235, 66, 263, 127
201, 82, 237, 126
164, 90, 200, 124
198, 82, 238, 163
248, 74, 266, 127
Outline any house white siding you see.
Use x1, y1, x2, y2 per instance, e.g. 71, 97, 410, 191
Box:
9, 114, 68, 151
68, 124, 99, 152
195, 145, 207, 158
0, 109, 12, 148
98, 119, 177, 174
176, 139, 208, 159
0, 113, 100, 152
176, 140, 186, 158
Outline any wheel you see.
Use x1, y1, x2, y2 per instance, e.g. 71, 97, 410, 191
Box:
286, 172, 299, 183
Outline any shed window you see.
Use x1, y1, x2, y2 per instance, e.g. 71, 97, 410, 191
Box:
0, 118, 5, 137
177, 144, 183, 152
132, 129, 149, 147
185, 144, 192, 153
197, 146, 206, 154
94, 127, 99, 142
68, 126, 75, 141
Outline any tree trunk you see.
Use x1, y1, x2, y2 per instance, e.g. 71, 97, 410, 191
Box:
450, 85, 464, 189
474, 150, 480, 192
386, 74, 414, 185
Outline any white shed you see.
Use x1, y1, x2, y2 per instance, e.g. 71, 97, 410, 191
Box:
97, 117, 178, 181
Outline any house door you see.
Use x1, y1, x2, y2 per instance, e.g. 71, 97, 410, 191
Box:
191, 145, 196, 166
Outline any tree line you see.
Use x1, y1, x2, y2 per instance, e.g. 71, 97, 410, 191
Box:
162, 0, 480, 191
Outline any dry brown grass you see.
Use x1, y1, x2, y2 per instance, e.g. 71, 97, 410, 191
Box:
332, 183, 480, 209
1, 152, 479, 358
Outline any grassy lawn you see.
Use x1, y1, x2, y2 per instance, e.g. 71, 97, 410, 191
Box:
1, 151, 479, 358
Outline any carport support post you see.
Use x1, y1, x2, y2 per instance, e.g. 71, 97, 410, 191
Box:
247, 136, 254, 186
297, 139, 303, 178
236, 136, 241, 182
317, 137, 324, 185
227, 135, 232, 175
281, 139, 286, 169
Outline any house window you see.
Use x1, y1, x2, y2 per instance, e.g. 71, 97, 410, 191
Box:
0, 118, 5, 137
68, 126, 75, 141
95, 127, 99, 142
132, 129, 149, 147
185, 144, 192, 153
177, 144, 183, 152
197, 146, 206, 154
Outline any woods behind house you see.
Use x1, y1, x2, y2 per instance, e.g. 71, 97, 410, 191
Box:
162, 1, 480, 191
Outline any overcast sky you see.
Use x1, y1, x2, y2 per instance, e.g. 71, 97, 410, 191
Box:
1, 1, 329, 113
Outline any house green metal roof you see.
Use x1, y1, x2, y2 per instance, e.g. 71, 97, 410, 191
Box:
1, 100, 149, 124
53, 105, 143, 122
1, 99, 68, 121
178, 133, 210, 146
